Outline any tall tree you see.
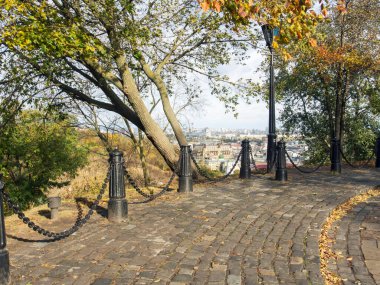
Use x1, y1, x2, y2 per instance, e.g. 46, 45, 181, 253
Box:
274, 0, 380, 161
0, 0, 320, 168
0, 0, 250, 168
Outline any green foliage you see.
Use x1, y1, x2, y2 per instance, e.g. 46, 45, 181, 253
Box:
272, 0, 380, 163
0, 109, 88, 211
198, 165, 224, 178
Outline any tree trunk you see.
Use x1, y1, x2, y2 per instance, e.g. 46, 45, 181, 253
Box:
138, 57, 188, 146
116, 56, 179, 170
334, 64, 344, 141
155, 76, 188, 146
340, 70, 350, 142
138, 130, 150, 188
124, 119, 150, 186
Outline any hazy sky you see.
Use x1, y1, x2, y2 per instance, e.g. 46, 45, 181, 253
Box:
183, 48, 274, 131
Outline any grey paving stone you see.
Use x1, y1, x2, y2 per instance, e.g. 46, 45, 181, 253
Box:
4, 168, 380, 285
91, 278, 113, 285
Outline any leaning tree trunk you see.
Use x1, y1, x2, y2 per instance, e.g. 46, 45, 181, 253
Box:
155, 77, 188, 146
117, 59, 179, 170
138, 58, 188, 146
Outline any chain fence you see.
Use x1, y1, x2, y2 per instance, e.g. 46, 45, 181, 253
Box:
285, 150, 328, 174
0, 163, 111, 240
339, 147, 375, 169
189, 149, 242, 183
248, 145, 268, 175
123, 158, 178, 204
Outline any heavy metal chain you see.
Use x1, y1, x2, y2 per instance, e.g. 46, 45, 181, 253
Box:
249, 145, 267, 175
129, 171, 177, 204
0, 164, 111, 240
123, 164, 152, 198
339, 147, 375, 169
123, 159, 178, 203
285, 150, 328, 174
189, 149, 242, 182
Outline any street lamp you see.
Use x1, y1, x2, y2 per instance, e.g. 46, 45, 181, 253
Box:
261, 24, 277, 172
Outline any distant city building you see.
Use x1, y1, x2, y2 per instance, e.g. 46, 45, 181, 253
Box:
185, 128, 308, 167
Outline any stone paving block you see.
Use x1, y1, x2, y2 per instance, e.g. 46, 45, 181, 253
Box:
5, 169, 380, 285
171, 273, 193, 282
91, 278, 113, 285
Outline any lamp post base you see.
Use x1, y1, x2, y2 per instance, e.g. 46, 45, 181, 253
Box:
267, 133, 277, 172
331, 163, 342, 174
276, 169, 288, 181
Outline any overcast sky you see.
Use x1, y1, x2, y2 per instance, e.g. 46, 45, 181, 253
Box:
182, 48, 273, 131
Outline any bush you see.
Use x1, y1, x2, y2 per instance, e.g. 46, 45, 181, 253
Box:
0, 110, 88, 211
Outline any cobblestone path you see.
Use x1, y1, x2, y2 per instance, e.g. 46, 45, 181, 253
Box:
5, 168, 380, 285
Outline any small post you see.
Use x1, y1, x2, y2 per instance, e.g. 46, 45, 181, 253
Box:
275, 140, 288, 181
178, 145, 193, 193
239, 139, 251, 179
108, 149, 128, 223
0, 178, 10, 285
376, 137, 380, 168
331, 138, 341, 173
47, 197, 61, 220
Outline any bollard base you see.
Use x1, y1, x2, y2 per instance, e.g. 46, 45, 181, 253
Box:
239, 169, 251, 179
178, 176, 193, 193
275, 169, 288, 181
50, 208, 58, 220
0, 250, 10, 285
108, 198, 128, 223
331, 163, 341, 174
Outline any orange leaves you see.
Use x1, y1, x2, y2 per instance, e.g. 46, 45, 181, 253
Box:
199, 0, 210, 11
214, 1, 222, 12
309, 38, 317, 47
196, 0, 326, 52
321, 8, 328, 17
238, 6, 248, 17
337, 0, 347, 14
319, 189, 380, 285
198, 0, 224, 12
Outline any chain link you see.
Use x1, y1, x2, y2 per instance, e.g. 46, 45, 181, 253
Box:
124, 158, 178, 203
0, 163, 111, 240
189, 149, 242, 182
129, 171, 177, 204
249, 145, 267, 175
285, 150, 328, 174
339, 147, 375, 169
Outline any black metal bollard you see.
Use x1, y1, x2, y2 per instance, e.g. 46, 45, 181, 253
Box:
108, 149, 128, 223
275, 140, 288, 181
331, 138, 341, 173
376, 137, 380, 169
0, 179, 10, 285
239, 139, 251, 179
178, 145, 193, 193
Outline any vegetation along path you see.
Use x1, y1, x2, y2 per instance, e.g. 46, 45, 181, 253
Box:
5, 168, 380, 285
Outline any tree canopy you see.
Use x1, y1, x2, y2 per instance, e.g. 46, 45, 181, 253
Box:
0, 0, 329, 168
274, 0, 380, 162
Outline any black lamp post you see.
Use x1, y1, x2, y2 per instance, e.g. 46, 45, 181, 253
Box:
261, 24, 276, 172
